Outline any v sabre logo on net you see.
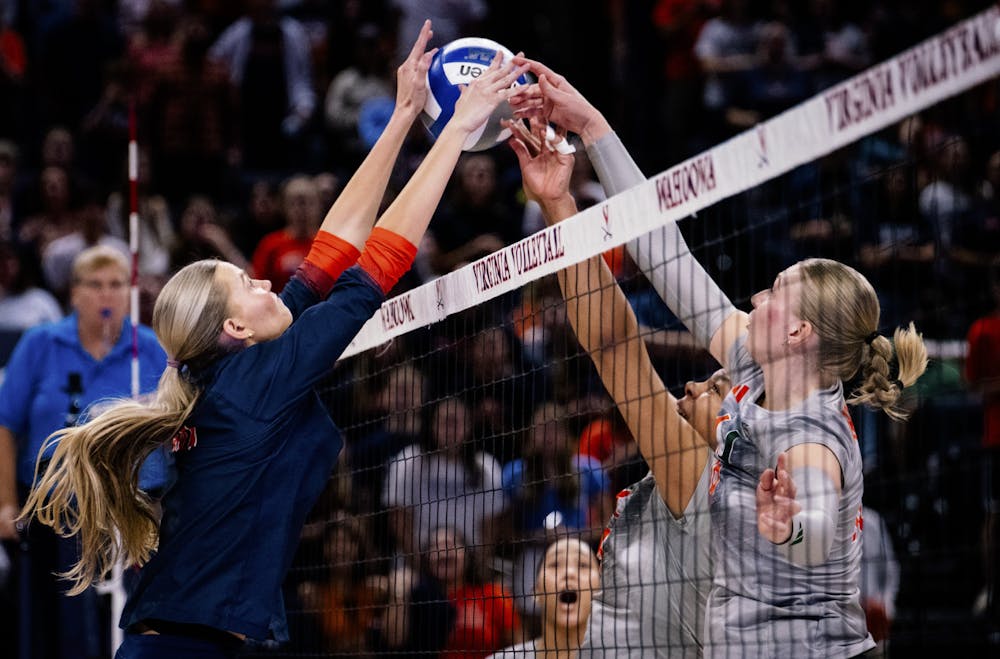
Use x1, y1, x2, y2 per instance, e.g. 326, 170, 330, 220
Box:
435, 279, 445, 311
601, 204, 612, 240
755, 125, 769, 168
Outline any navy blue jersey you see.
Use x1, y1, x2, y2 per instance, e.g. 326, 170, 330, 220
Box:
121, 266, 384, 642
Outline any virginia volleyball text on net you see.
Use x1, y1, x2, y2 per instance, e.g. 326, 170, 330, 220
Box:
338, 5, 1000, 359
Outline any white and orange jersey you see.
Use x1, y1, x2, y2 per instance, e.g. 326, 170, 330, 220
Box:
581, 464, 713, 659
704, 334, 874, 659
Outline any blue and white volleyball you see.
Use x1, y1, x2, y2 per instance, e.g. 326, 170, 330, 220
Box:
421, 37, 532, 152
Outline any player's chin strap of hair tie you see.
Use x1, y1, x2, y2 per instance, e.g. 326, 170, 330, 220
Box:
888, 360, 904, 391
166, 358, 191, 379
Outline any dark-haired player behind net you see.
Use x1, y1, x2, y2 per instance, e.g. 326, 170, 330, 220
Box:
510, 58, 928, 658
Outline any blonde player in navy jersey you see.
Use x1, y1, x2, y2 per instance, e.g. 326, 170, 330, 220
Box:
509, 59, 928, 658
17, 24, 531, 658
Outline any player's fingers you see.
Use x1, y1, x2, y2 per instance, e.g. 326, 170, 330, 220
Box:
407, 20, 433, 61
510, 83, 542, 100
418, 48, 438, 72
512, 56, 564, 86
487, 50, 504, 71
492, 63, 529, 92
507, 133, 532, 165
506, 119, 541, 156
511, 98, 545, 117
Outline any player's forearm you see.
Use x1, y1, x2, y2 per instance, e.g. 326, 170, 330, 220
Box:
775, 466, 840, 567
559, 255, 639, 361
585, 130, 645, 195
586, 132, 737, 348
319, 110, 417, 249
374, 126, 466, 245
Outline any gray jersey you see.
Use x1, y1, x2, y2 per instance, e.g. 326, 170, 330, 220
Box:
579, 459, 714, 658
705, 335, 875, 658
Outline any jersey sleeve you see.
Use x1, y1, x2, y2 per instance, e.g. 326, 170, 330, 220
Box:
726, 332, 758, 387
768, 399, 857, 485
225, 266, 384, 416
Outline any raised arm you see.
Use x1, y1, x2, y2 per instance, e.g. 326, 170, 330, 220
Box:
317, 20, 437, 249
509, 120, 707, 516
373, 53, 527, 246
510, 57, 746, 369
295, 31, 526, 299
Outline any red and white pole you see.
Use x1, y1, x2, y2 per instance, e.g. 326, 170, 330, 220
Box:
107, 99, 141, 652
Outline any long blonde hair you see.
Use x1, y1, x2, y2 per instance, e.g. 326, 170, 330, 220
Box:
19, 260, 233, 594
798, 258, 928, 420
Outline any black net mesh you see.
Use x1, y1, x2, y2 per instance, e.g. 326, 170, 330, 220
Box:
241, 75, 1000, 657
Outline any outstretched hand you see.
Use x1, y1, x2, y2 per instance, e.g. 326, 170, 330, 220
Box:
508, 57, 611, 145
449, 53, 529, 136
507, 116, 575, 210
394, 20, 437, 119
757, 452, 802, 544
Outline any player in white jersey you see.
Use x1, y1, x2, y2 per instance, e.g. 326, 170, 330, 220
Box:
509, 58, 929, 658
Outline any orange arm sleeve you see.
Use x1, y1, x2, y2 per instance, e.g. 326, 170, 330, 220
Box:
356, 227, 418, 294
304, 230, 362, 280
295, 230, 363, 298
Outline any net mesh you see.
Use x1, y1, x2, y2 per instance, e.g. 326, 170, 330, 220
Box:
245, 38, 999, 659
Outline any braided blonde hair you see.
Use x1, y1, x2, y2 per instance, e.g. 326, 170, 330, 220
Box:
798, 258, 928, 420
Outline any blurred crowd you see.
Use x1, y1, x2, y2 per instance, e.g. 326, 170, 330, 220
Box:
0, 0, 998, 657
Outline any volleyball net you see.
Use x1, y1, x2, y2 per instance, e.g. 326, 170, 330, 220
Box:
257, 7, 1000, 657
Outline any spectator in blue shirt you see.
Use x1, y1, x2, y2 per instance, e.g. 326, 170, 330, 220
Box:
19, 23, 528, 659
0, 244, 169, 659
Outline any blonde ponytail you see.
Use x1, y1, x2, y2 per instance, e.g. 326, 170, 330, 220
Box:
20, 370, 198, 594
798, 259, 929, 421
849, 323, 929, 421
18, 259, 233, 594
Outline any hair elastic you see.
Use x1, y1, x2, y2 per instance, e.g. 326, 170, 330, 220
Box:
166, 359, 180, 368
864, 331, 879, 345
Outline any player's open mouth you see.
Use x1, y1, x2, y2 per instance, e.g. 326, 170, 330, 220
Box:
559, 590, 578, 604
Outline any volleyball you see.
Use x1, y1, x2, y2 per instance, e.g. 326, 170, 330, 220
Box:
421, 37, 532, 152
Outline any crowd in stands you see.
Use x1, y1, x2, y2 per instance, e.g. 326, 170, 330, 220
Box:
0, 0, 998, 656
